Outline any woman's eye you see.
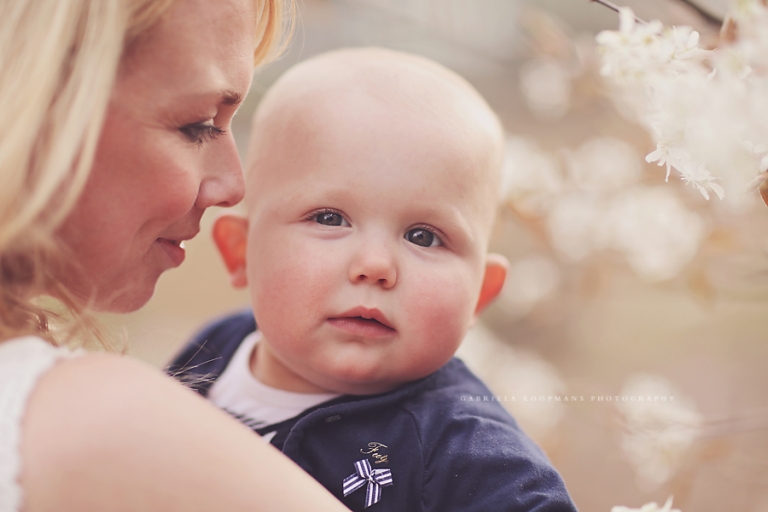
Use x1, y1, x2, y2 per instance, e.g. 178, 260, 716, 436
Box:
179, 122, 225, 146
313, 211, 349, 226
405, 228, 442, 248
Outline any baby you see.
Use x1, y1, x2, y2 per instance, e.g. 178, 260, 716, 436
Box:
169, 48, 577, 512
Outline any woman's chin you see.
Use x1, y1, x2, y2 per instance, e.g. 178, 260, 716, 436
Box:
60, 274, 161, 314
97, 289, 156, 313
97, 277, 163, 313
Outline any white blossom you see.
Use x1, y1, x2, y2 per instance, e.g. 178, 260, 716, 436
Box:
519, 58, 572, 118
500, 256, 560, 314
596, 8, 706, 84
546, 192, 607, 261
545, 185, 705, 280
566, 137, 641, 193
616, 375, 702, 488
504, 137, 705, 280
503, 137, 563, 215
595, 8, 666, 83
606, 187, 705, 281
597, 4, 768, 204
732, 0, 768, 23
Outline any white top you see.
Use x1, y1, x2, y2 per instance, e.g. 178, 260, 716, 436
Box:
208, 332, 339, 441
0, 336, 82, 512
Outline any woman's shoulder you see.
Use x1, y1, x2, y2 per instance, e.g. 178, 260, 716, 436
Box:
0, 336, 82, 401
0, 336, 82, 512
0, 335, 81, 375
19, 349, 201, 511
7, 347, 194, 511
0, 336, 83, 426
18, 349, 350, 512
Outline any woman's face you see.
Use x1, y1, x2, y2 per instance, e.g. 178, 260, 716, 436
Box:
56, 0, 256, 312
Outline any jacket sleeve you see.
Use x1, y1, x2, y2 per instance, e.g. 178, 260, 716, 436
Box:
165, 309, 257, 396
420, 414, 578, 512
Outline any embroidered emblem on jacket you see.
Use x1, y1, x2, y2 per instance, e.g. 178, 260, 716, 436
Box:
343, 459, 393, 508
360, 441, 389, 464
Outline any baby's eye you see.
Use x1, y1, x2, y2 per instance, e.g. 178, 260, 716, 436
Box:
312, 210, 349, 227
405, 227, 442, 248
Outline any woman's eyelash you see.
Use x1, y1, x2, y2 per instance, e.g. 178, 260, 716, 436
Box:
179, 122, 225, 146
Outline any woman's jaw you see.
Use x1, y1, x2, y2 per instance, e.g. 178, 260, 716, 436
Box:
50, 0, 255, 313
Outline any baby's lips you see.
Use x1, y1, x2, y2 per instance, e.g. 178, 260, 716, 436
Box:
333, 306, 395, 330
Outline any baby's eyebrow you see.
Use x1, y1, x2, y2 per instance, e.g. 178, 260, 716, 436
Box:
413, 205, 475, 245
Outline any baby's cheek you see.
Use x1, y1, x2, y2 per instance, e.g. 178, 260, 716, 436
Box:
406, 273, 474, 351
250, 239, 338, 334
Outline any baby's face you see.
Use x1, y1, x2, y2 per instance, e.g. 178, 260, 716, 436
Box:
244, 90, 500, 394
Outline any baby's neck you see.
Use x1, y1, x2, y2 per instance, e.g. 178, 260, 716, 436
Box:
250, 341, 332, 394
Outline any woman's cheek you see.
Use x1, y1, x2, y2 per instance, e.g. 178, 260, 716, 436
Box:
151, 156, 203, 216
162, 177, 199, 215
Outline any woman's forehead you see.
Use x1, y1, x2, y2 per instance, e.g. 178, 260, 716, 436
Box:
117, 0, 255, 102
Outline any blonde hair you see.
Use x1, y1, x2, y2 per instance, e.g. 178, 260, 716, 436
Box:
0, 0, 292, 344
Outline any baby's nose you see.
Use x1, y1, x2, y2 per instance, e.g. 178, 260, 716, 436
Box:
349, 244, 397, 289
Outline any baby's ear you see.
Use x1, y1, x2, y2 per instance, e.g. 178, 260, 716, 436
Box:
474, 253, 508, 316
212, 214, 249, 289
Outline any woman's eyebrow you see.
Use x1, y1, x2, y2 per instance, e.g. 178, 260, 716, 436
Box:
221, 91, 242, 106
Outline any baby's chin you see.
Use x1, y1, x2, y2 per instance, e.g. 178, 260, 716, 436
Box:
306, 368, 403, 396
324, 379, 403, 396
308, 365, 431, 396
313, 351, 460, 395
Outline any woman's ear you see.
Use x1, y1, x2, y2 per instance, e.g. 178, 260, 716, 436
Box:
475, 253, 508, 315
212, 214, 249, 288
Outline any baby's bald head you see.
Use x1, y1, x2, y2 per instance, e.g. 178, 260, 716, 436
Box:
246, 47, 505, 240
218, 49, 510, 394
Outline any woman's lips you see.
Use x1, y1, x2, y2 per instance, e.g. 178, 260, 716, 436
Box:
155, 238, 186, 267
155, 225, 197, 269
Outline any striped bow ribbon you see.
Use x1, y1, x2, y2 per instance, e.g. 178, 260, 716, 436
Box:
342, 459, 393, 508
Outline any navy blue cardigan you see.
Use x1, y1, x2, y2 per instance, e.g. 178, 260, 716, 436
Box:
168, 310, 578, 512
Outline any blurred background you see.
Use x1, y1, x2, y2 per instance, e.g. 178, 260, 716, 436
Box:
102, 0, 768, 510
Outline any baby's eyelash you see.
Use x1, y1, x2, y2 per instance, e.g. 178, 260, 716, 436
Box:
405, 224, 446, 248
304, 208, 350, 227
179, 122, 225, 146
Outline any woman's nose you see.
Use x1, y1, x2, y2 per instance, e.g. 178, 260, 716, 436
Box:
196, 136, 245, 209
349, 239, 397, 289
